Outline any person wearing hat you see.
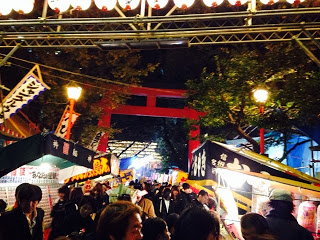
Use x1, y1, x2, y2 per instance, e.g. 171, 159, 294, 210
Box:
265, 189, 314, 240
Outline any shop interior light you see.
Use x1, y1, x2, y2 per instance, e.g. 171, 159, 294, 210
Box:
228, 0, 247, 5
0, 3, 12, 16
203, 0, 224, 7
70, 0, 92, 10
39, 162, 52, 173
259, 0, 278, 4
12, 0, 35, 14
147, 0, 169, 9
94, 0, 117, 11
48, 0, 71, 13
220, 169, 247, 189
118, 0, 141, 10
173, 0, 195, 9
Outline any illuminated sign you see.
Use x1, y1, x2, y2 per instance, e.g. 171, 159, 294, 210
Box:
64, 156, 111, 184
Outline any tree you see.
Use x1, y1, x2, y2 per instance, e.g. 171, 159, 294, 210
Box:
186, 43, 320, 156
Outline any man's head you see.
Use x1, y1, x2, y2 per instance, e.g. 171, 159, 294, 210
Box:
97, 201, 143, 240
268, 189, 294, 213
17, 184, 42, 214
182, 183, 192, 194
79, 195, 96, 218
197, 190, 209, 205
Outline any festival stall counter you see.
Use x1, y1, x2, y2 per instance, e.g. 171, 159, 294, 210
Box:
0, 132, 97, 228
187, 140, 320, 239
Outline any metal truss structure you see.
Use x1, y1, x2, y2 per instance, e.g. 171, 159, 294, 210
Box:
0, 7, 320, 48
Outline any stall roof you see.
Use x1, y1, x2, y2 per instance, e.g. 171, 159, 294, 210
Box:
0, 133, 96, 177
189, 141, 320, 189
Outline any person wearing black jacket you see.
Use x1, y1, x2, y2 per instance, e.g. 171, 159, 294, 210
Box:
155, 188, 175, 221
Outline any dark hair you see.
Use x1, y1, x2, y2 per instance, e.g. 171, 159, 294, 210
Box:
17, 184, 42, 203
0, 199, 7, 213
97, 201, 142, 240
80, 195, 96, 212
241, 213, 269, 235
142, 217, 168, 240
93, 183, 104, 197
207, 197, 217, 210
58, 186, 70, 201
166, 213, 179, 234
15, 183, 30, 198
70, 187, 84, 205
143, 182, 152, 192
268, 200, 294, 213
117, 194, 132, 202
163, 188, 171, 200
173, 207, 220, 240
171, 186, 180, 194
198, 190, 208, 197
182, 183, 190, 190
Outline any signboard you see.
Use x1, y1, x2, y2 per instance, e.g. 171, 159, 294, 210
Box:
55, 105, 80, 138
64, 155, 111, 184
88, 131, 105, 151
0, 65, 50, 123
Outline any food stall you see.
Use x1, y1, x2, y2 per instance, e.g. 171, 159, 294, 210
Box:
187, 140, 320, 239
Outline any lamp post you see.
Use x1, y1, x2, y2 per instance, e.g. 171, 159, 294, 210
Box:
66, 86, 82, 140
253, 89, 269, 154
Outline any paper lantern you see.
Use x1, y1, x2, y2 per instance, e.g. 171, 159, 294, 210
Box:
173, 0, 195, 9
203, 0, 224, 7
147, 0, 169, 9
286, 0, 304, 4
12, 0, 34, 14
0, 3, 12, 15
70, 0, 92, 10
118, 0, 140, 10
228, 0, 247, 5
94, 0, 117, 11
48, 0, 71, 13
259, 0, 278, 4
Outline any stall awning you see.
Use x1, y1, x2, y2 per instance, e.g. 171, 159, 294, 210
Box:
0, 133, 96, 177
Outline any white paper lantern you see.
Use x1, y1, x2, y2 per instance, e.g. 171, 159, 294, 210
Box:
118, 0, 140, 10
259, 0, 278, 4
48, 0, 71, 13
147, 0, 168, 9
70, 0, 92, 10
173, 0, 195, 9
12, 0, 34, 14
286, 0, 303, 4
228, 0, 246, 5
0, 2, 12, 15
203, 0, 223, 7
94, 0, 117, 11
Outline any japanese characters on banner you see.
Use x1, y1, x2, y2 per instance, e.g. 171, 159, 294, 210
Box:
189, 141, 310, 184
0, 65, 50, 123
55, 105, 80, 138
88, 131, 105, 151
0, 165, 59, 184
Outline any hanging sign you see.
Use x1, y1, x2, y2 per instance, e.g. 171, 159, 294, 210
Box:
55, 105, 80, 138
88, 131, 105, 151
64, 155, 111, 184
0, 65, 50, 123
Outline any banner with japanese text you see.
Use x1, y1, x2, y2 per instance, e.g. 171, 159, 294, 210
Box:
88, 131, 105, 151
55, 105, 80, 138
0, 65, 50, 123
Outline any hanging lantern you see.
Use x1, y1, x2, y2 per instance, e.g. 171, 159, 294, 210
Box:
48, 0, 71, 13
147, 0, 169, 9
0, 3, 12, 16
173, 0, 195, 9
118, 0, 140, 10
94, 0, 117, 11
12, 0, 34, 14
228, 0, 246, 6
203, 0, 223, 7
286, 0, 303, 4
70, 0, 92, 10
259, 0, 278, 4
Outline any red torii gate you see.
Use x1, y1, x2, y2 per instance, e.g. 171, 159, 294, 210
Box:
97, 86, 204, 170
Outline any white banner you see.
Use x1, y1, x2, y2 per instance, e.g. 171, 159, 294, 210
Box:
55, 105, 80, 138
88, 131, 105, 151
0, 65, 50, 124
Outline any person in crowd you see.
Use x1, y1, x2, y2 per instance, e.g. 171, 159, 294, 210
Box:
173, 206, 220, 240
118, 193, 132, 202
190, 190, 209, 209
0, 199, 7, 215
141, 217, 171, 240
91, 183, 109, 211
241, 212, 276, 240
5, 182, 30, 211
63, 195, 96, 238
48, 186, 70, 240
96, 200, 143, 240
166, 213, 179, 236
137, 190, 156, 219
180, 183, 197, 211
155, 188, 175, 221
170, 186, 183, 214
0, 183, 44, 240
143, 182, 155, 201
153, 185, 165, 205
207, 196, 217, 211
265, 189, 314, 240
65, 187, 84, 217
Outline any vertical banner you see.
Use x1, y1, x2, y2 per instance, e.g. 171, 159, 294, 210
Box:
0, 65, 50, 123
55, 105, 80, 138
88, 131, 105, 151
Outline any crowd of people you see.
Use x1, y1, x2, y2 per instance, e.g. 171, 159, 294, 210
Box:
0, 181, 315, 240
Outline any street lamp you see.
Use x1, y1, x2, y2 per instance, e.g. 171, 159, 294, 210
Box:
253, 89, 269, 155
66, 86, 82, 140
